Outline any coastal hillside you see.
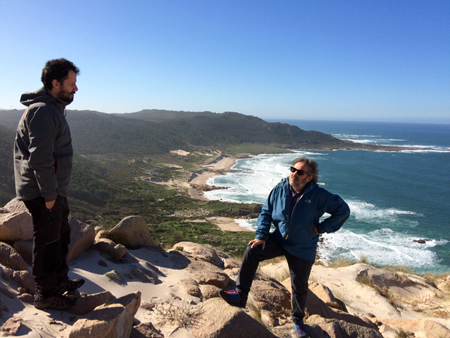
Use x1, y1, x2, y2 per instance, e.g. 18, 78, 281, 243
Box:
0, 108, 364, 211
0, 109, 363, 157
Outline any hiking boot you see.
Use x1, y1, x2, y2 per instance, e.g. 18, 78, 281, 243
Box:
218, 289, 247, 308
56, 278, 85, 295
34, 293, 77, 310
294, 321, 308, 337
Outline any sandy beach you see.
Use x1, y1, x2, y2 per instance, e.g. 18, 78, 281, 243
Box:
187, 156, 254, 233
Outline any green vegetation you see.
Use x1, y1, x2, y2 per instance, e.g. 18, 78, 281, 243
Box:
71, 154, 257, 255
395, 329, 408, 338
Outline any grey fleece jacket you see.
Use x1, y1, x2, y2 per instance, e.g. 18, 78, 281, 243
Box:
14, 87, 73, 202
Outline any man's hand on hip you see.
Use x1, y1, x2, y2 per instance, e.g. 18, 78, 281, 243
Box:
249, 239, 266, 250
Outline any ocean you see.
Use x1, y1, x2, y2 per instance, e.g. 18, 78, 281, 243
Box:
204, 120, 450, 275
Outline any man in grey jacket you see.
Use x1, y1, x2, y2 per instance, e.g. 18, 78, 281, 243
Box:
14, 58, 84, 310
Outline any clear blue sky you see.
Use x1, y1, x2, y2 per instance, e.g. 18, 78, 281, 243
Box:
1, 0, 449, 122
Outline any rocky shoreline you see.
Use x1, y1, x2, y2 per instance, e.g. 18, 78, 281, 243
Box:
1, 198, 449, 337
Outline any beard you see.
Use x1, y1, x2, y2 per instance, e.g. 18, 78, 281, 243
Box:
57, 89, 75, 104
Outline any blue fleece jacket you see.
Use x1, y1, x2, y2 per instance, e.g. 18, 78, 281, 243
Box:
255, 177, 350, 261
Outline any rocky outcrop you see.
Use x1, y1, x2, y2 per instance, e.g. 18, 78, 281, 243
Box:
109, 215, 158, 249
191, 298, 278, 338
69, 291, 141, 338
130, 322, 164, 338
1, 200, 449, 338
309, 281, 347, 312
8, 216, 96, 266
306, 315, 383, 338
67, 216, 96, 261
0, 199, 32, 242
68, 291, 115, 316
174, 241, 225, 268
0, 242, 34, 293
94, 237, 128, 261
0, 316, 22, 336
0, 242, 29, 271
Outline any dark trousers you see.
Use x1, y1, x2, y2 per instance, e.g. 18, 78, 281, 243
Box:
24, 195, 71, 297
236, 234, 314, 324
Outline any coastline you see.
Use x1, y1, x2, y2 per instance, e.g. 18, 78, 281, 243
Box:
188, 155, 252, 232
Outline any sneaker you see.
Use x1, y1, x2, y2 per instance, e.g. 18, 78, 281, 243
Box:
294, 322, 308, 337
34, 293, 77, 310
218, 289, 247, 308
56, 278, 85, 295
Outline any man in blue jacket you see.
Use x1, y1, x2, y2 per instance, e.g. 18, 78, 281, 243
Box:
219, 157, 350, 337
14, 58, 84, 310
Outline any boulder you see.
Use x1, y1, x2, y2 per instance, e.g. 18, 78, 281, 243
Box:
67, 217, 95, 262
3, 198, 29, 214
14, 216, 96, 265
306, 315, 383, 338
191, 298, 278, 338
17, 293, 34, 303
356, 266, 415, 289
94, 238, 128, 260
69, 291, 141, 338
0, 316, 22, 336
0, 264, 34, 294
420, 318, 450, 338
173, 242, 224, 268
186, 259, 231, 289
260, 303, 279, 327
381, 318, 450, 338
199, 284, 220, 300
13, 240, 32, 265
109, 216, 157, 249
67, 291, 115, 316
249, 279, 292, 312
131, 322, 164, 338
95, 229, 109, 240
179, 278, 202, 298
309, 281, 347, 312
0, 242, 29, 271
0, 211, 33, 242
283, 279, 377, 330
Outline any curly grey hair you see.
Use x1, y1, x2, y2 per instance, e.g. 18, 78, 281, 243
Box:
292, 157, 319, 183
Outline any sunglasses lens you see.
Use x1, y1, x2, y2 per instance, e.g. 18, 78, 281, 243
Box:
290, 167, 307, 176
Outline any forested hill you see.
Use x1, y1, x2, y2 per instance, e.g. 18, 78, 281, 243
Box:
0, 125, 15, 202
0, 109, 358, 155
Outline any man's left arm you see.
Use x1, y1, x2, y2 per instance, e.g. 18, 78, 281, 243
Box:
316, 193, 350, 234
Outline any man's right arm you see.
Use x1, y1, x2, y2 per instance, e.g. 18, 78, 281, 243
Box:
27, 107, 59, 203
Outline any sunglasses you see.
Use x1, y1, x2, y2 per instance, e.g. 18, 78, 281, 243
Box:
290, 166, 309, 176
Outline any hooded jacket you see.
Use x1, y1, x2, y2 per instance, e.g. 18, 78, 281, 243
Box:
14, 87, 73, 202
255, 177, 350, 261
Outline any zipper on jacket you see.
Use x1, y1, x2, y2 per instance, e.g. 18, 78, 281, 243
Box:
286, 184, 314, 241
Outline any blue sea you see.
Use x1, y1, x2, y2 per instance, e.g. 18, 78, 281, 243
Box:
205, 120, 450, 274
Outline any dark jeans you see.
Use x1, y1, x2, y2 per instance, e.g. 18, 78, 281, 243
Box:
24, 195, 71, 297
236, 234, 314, 324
